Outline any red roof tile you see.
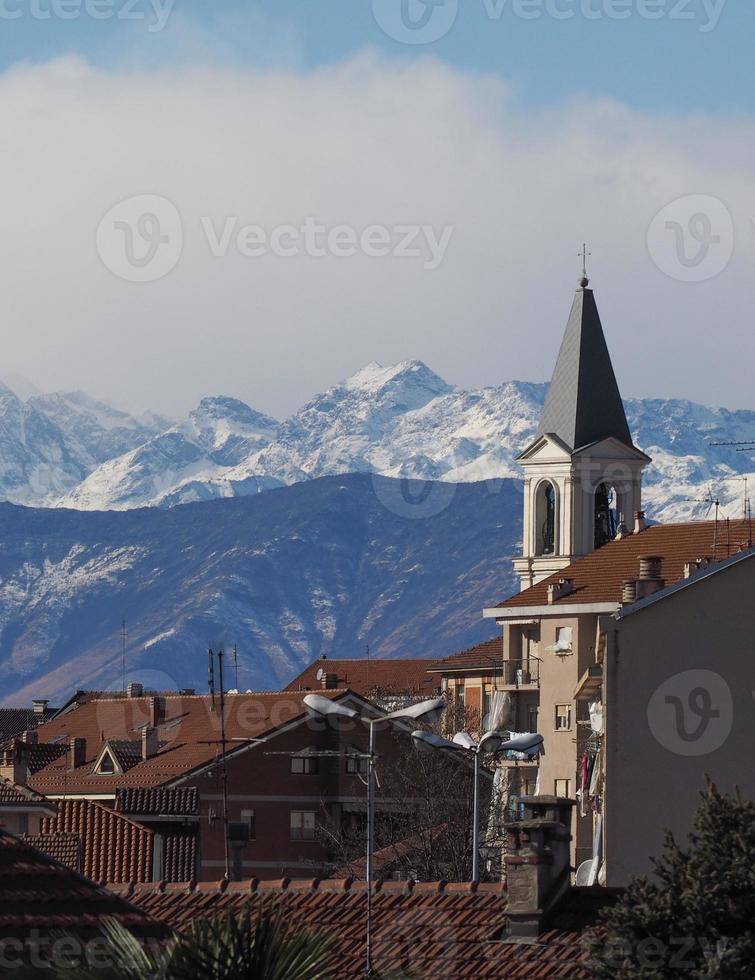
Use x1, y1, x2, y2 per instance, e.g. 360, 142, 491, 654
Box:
284, 659, 439, 697
21, 832, 81, 872
27, 690, 347, 795
0, 776, 55, 810
116, 786, 198, 816
428, 636, 503, 671
0, 830, 169, 942
40, 798, 154, 883
495, 520, 755, 610
113, 878, 616, 979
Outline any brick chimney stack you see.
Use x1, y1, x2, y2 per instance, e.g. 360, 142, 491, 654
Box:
149, 696, 166, 728
69, 737, 87, 770
504, 796, 576, 941
0, 747, 28, 786
142, 726, 159, 760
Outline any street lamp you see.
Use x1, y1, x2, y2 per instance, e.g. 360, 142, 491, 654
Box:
411, 729, 544, 882
303, 693, 445, 977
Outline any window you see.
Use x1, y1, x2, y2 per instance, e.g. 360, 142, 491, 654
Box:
97, 752, 115, 775
555, 627, 573, 652
534, 481, 557, 556
456, 684, 465, 708
526, 704, 539, 732
346, 748, 369, 776
555, 779, 571, 798
291, 753, 319, 775
290, 810, 316, 841
241, 809, 256, 841
555, 704, 572, 731
522, 778, 538, 797
595, 483, 620, 549
483, 687, 493, 723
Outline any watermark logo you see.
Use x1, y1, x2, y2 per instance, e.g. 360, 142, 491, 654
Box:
647, 194, 734, 282
372, 473, 457, 519
372, 0, 458, 44
647, 669, 733, 756
96, 194, 183, 283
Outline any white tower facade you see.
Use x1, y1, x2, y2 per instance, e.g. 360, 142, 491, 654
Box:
512, 280, 651, 590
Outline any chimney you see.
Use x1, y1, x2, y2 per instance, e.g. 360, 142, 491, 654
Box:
69, 737, 87, 770
321, 673, 338, 690
634, 556, 665, 599
149, 696, 166, 727
31, 699, 49, 716
127, 682, 143, 699
622, 579, 638, 604
21, 730, 38, 745
547, 578, 574, 605
0, 748, 28, 786
142, 726, 159, 760
633, 511, 647, 534
504, 796, 577, 941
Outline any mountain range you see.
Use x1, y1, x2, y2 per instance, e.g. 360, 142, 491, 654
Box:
1, 361, 754, 702
0, 475, 519, 704
2, 360, 754, 522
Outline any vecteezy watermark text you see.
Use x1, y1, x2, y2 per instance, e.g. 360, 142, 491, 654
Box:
200, 216, 453, 270
0, 0, 173, 31
372, 0, 727, 44
96, 195, 454, 282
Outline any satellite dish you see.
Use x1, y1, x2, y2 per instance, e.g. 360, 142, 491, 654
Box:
315, 668, 325, 681
575, 859, 597, 887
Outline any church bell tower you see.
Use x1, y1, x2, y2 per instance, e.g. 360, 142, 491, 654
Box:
513, 268, 651, 590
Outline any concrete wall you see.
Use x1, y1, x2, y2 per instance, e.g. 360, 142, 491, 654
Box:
603, 555, 755, 886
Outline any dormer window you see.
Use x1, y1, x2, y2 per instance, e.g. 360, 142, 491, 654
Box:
96, 750, 116, 775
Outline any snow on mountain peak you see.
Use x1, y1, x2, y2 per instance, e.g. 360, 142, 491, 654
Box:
344, 359, 453, 399
1, 361, 753, 522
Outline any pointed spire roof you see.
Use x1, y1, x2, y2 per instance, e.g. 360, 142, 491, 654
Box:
537, 282, 632, 451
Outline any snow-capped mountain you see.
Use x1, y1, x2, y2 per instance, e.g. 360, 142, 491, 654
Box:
0, 384, 167, 505
0, 475, 519, 703
1, 361, 754, 523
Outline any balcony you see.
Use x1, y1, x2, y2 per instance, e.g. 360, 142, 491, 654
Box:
500, 657, 541, 689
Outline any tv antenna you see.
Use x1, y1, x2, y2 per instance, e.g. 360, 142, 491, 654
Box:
232, 644, 239, 690
685, 489, 724, 556
121, 619, 127, 692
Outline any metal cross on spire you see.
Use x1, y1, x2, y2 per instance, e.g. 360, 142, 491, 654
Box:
579, 243, 591, 287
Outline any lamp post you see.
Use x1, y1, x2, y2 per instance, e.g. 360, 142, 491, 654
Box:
304, 693, 445, 978
411, 729, 544, 882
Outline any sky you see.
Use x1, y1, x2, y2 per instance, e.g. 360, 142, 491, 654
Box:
0, 0, 753, 418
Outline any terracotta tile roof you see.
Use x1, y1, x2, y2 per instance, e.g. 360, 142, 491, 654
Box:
0, 706, 57, 741
107, 739, 143, 772
116, 786, 199, 816
21, 832, 81, 872
114, 878, 617, 979
40, 798, 154, 883
495, 520, 755, 610
162, 828, 198, 883
0, 776, 55, 810
0, 829, 170, 942
428, 636, 503, 671
27, 690, 347, 796
284, 658, 439, 697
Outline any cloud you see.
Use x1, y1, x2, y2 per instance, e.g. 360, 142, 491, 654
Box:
0, 51, 753, 417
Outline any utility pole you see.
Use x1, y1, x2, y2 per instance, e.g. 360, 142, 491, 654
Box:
217, 650, 231, 880
121, 619, 127, 692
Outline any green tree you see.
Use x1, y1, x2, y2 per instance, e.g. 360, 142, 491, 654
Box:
586, 784, 755, 978
34, 906, 335, 980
